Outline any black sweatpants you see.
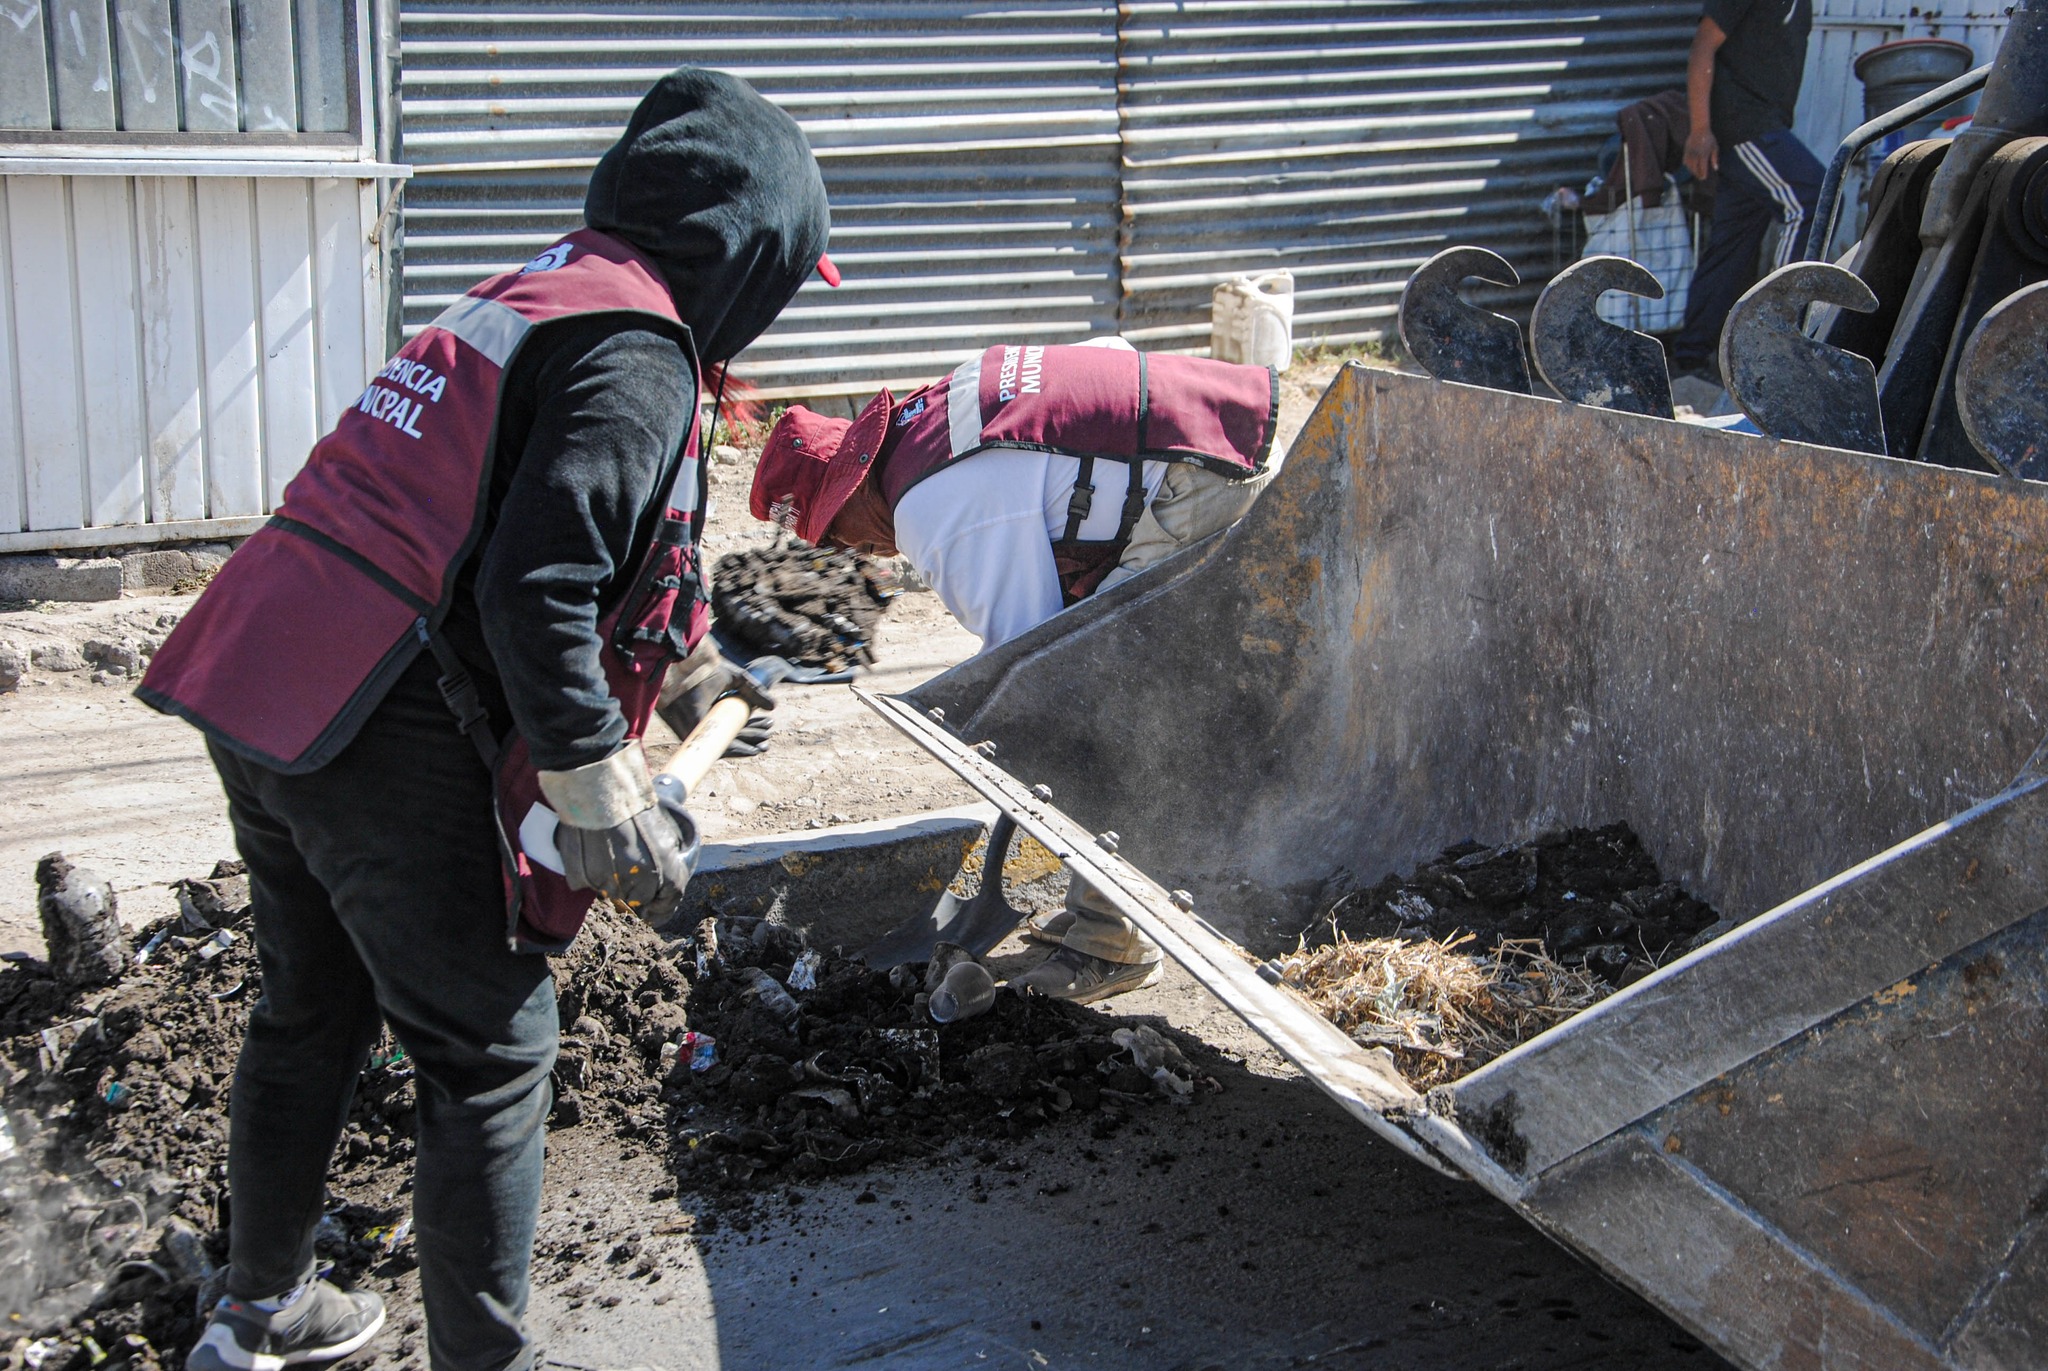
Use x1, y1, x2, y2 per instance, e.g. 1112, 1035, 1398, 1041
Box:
1671, 128, 1824, 374
208, 654, 554, 1371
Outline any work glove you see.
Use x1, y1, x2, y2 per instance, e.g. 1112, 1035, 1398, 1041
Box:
538, 743, 699, 926
657, 641, 774, 757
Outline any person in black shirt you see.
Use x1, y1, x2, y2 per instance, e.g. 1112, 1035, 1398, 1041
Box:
1669, 0, 1822, 380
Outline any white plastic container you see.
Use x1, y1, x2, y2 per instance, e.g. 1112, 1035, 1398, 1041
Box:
1210, 271, 1295, 370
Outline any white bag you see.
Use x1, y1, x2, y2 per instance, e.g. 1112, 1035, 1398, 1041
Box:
1581, 186, 1696, 334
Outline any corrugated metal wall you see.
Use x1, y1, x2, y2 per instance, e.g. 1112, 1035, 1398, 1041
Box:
403, 2, 1697, 393
400, 3, 1120, 399
1118, 1, 1697, 349
0, 0, 356, 134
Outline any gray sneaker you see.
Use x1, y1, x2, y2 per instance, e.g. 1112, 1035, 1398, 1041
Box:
1009, 946, 1161, 1003
187, 1281, 386, 1371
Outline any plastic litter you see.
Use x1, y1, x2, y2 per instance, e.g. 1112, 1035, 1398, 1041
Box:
194, 929, 237, 962
364, 1218, 413, 1255
102, 1081, 135, 1109
365, 1044, 409, 1074
685, 1031, 718, 1073
135, 924, 174, 966
740, 968, 801, 1022
693, 917, 720, 979
0, 1110, 17, 1160
927, 960, 998, 1024
1112, 1025, 1195, 1097
788, 948, 823, 991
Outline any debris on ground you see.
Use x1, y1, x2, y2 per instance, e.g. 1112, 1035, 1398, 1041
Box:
665, 913, 1211, 1192
35, 855, 125, 991
711, 541, 898, 671
1281, 825, 1719, 1086
2, 858, 1208, 1365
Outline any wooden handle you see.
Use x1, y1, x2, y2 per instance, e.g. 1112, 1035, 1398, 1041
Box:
659, 694, 753, 792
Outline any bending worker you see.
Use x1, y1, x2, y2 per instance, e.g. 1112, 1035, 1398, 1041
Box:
749, 337, 1280, 1003
138, 70, 832, 1371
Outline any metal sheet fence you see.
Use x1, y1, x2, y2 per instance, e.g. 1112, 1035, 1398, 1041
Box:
0, 0, 358, 136
1121, 1, 1698, 349
0, 172, 387, 550
399, 2, 1120, 399
408, 1, 2002, 391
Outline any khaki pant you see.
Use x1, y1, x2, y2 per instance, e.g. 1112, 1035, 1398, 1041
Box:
1062, 457, 1278, 964
1099, 459, 1278, 593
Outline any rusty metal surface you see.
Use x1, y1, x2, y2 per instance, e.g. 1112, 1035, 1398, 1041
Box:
1521, 1131, 1951, 1371
1529, 255, 1674, 417
905, 366, 2048, 950
1721, 262, 1886, 454
888, 363, 2048, 1370
1397, 247, 1532, 394
1957, 280, 2048, 478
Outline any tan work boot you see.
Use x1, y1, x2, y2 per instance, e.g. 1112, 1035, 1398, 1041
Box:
1009, 946, 1160, 1003
1022, 910, 1075, 946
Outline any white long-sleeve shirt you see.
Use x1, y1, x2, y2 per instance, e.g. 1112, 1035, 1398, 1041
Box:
891, 336, 1167, 652
893, 447, 1167, 650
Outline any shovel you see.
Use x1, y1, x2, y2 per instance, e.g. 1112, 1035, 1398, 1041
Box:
857, 812, 1033, 968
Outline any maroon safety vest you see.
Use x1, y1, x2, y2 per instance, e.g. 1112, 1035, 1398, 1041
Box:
139, 229, 707, 952
879, 344, 1277, 602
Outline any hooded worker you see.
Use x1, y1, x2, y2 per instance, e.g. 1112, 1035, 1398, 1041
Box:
748, 337, 1280, 1002
138, 69, 832, 1371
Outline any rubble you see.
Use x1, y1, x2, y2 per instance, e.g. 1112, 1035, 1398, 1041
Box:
0, 864, 1208, 1367
711, 542, 898, 671
34, 856, 124, 990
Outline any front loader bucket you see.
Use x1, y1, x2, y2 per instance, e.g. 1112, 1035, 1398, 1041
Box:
868, 363, 2048, 1369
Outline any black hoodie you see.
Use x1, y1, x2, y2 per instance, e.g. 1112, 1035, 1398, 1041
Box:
426, 69, 829, 771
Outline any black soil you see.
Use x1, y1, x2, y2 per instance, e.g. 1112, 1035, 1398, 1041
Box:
2, 864, 1205, 1369
710, 542, 898, 671
1323, 823, 1721, 986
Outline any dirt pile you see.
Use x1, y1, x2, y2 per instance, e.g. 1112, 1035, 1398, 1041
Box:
666, 915, 1208, 1192
1, 860, 425, 1371
711, 542, 898, 670
1282, 825, 1720, 1086
3, 859, 1208, 1367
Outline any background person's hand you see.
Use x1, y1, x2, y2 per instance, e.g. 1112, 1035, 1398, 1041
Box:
1683, 129, 1719, 181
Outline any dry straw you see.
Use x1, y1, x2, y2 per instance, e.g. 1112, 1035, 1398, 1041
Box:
1274, 929, 1610, 1089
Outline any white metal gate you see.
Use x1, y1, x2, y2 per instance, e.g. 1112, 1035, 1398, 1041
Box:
0, 0, 404, 554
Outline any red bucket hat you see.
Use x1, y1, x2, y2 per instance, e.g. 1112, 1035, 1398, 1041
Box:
749, 388, 894, 545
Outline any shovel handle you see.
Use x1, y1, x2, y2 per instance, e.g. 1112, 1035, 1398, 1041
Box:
658, 693, 753, 794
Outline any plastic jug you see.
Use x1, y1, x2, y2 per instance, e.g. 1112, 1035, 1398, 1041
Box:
1210, 271, 1295, 370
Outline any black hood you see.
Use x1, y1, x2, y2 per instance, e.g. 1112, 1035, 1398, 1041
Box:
584, 68, 829, 364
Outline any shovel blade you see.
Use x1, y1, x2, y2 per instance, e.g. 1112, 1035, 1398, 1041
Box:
858, 814, 1032, 967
